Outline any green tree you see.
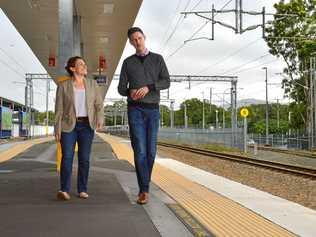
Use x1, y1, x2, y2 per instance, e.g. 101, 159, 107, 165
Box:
177, 99, 223, 128
265, 0, 316, 131
34, 111, 55, 125
104, 101, 127, 126
240, 103, 290, 134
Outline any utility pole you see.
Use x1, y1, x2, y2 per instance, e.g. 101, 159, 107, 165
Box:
215, 110, 219, 129
202, 92, 205, 129
114, 104, 118, 126
311, 56, 316, 149
45, 80, 50, 136
222, 93, 225, 129
263, 67, 269, 145
209, 87, 212, 123
25, 74, 52, 138
184, 103, 188, 129
288, 111, 292, 135
309, 56, 315, 149
277, 98, 280, 129
170, 101, 174, 128
181, 0, 297, 41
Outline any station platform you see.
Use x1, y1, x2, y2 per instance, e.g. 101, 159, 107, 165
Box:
1, 134, 316, 237
0, 135, 192, 237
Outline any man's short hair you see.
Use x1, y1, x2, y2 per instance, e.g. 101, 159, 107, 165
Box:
127, 27, 144, 39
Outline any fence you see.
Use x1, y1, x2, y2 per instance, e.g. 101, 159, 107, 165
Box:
106, 126, 244, 149
249, 134, 309, 150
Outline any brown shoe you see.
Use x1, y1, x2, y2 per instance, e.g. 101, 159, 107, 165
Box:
137, 192, 149, 205
78, 192, 89, 199
57, 191, 70, 201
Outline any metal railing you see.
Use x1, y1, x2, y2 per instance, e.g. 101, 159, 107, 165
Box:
248, 134, 310, 150
105, 126, 244, 149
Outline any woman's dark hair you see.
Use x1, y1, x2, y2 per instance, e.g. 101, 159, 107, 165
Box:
65, 56, 85, 76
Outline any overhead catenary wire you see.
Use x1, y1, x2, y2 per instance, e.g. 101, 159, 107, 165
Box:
0, 57, 25, 79
166, 21, 209, 61
0, 47, 28, 73
220, 53, 271, 75
170, 54, 277, 97
160, 0, 183, 50
165, 0, 234, 61
161, 0, 215, 53
196, 37, 262, 74
161, 0, 193, 53
191, 0, 204, 11
230, 58, 280, 75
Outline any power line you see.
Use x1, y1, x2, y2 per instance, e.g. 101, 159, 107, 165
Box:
217, 0, 233, 11
230, 58, 280, 75
166, 21, 209, 61
191, 0, 204, 11
165, 0, 234, 61
220, 53, 271, 75
160, 0, 183, 49
196, 37, 261, 74
161, 0, 192, 53
170, 55, 279, 98
0, 57, 25, 79
0, 47, 28, 73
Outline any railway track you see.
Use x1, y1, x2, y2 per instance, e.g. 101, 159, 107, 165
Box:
253, 145, 316, 159
158, 142, 316, 179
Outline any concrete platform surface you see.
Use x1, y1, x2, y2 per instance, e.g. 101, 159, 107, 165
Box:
0, 136, 192, 237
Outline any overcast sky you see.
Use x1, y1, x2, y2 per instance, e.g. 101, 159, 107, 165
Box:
0, 0, 288, 111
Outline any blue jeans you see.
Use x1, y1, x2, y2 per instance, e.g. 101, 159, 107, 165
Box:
60, 121, 94, 193
128, 106, 160, 193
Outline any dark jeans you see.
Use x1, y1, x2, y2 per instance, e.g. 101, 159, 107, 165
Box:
128, 106, 160, 193
60, 121, 94, 193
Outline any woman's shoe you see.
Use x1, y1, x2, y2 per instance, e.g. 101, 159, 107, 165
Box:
78, 192, 89, 199
57, 191, 70, 201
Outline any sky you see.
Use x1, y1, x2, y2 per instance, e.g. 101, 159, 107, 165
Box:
0, 0, 288, 111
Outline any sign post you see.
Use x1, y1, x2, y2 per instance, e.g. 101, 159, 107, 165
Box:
240, 108, 249, 153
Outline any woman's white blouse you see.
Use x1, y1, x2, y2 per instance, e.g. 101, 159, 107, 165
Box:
74, 87, 88, 117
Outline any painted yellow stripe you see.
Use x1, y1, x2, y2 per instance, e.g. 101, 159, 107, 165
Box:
0, 137, 54, 163
97, 133, 296, 237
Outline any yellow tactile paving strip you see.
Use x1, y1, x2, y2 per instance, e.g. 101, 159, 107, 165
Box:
0, 137, 54, 163
98, 133, 296, 237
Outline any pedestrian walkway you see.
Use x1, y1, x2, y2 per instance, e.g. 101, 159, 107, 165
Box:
0, 135, 192, 237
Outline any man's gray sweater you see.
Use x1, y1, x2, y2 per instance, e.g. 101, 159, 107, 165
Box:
118, 52, 170, 106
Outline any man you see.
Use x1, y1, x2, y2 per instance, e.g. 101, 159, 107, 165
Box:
118, 27, 170, 205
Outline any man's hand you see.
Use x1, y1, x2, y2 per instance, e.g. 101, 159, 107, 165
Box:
130, 86, 149, 100
130, 89, 138, 100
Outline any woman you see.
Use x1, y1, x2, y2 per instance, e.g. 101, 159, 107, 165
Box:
54, 56, 104, 200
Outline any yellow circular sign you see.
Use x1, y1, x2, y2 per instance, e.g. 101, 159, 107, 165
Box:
240, 108, 249, 118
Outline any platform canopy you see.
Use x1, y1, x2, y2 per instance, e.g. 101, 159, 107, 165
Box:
0, 0, 142, 95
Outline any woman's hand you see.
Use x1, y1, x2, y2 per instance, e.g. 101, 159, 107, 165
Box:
55, 133, 61, 142
96, 122, 103, 131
